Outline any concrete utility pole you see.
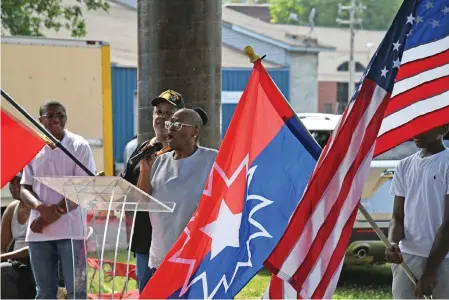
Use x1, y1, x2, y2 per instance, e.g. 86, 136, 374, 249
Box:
137, 0, 222, 149
336, 0, 365, 114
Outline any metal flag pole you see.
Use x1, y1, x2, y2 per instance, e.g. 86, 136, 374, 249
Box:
243, 46, 423, 291
1, 89, 95, 176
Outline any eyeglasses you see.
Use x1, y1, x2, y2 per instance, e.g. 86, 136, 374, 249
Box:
41, 114, 66, 120
165, 120, 196, 131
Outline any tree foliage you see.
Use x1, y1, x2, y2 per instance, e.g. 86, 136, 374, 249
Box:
223, 0, 268, 4
1, 0, 109, 37
268, 0, 402, 30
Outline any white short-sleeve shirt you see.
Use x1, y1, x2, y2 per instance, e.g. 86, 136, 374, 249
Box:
21, 130, 96, 242
390, 148, 449, 258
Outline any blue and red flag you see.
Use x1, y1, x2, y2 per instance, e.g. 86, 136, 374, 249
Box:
140, 59, 320, 299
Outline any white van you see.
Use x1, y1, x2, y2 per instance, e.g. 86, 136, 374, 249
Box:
298, 113, 449, 264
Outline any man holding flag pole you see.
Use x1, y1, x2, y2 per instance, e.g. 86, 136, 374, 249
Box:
1, 91, 99, 299
19, 99, 96, 299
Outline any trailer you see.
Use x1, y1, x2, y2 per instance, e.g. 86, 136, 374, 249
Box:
1, 36, 113, 207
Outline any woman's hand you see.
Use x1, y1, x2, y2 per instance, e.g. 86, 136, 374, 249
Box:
139, 144, 158, 173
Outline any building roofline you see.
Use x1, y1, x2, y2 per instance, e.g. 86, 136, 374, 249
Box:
229, 24, 335, 53
1, 35, 109, 47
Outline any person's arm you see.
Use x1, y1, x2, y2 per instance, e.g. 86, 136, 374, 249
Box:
0, 202, 29, 261
137, 161, 153, 195
21, 163, 62, 232
385, 162, 405, 264
21, 183, 62, 224
415, 195, 449, 298
388, 195, 405, 244
421, 196, 449, 275
20, 184, 43, 210
0, 247, 29, 262
0, 203, 15, 256
137, 150, 157, 195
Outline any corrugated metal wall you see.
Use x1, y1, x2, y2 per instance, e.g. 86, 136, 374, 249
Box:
222, 68, 289, 96
111, 66, 137, 163
112, 66, 289, 162
221, 68, 289, 137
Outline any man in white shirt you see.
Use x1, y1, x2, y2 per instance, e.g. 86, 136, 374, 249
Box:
387, 125, 449, 299
20, 100, 96, 299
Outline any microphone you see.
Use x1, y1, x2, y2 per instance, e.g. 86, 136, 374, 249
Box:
129, 142, 163, 165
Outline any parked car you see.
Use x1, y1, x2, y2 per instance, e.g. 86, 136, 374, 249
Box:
297, 113, 449, 265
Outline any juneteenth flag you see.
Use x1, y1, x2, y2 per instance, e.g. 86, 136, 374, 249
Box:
140, 55, 320, 299
1, 108, 46, 187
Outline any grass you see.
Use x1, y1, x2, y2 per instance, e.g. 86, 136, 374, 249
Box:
333, 264, 392, 299
87, 251, 393, 299
236, 264, 393, 299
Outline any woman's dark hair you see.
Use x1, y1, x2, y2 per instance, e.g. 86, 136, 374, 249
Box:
193, 107, 209, 126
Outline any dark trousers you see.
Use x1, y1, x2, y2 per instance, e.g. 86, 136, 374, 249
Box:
1, 258, 36, 299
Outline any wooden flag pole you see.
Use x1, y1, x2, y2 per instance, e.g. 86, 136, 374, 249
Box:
243, 45, 424, 293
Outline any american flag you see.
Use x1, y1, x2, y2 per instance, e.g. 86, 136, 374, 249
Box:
263, 0, 449, 298
375, 0, 449, 156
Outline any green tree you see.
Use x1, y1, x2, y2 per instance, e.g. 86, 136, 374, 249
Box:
223, 0, 268, 4
268, 0, 402, 30
1, 0, 109, 37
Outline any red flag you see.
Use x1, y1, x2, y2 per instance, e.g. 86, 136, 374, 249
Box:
1, 108, 46, 187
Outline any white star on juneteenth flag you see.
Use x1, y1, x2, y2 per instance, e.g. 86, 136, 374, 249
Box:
201, 199, 242, 259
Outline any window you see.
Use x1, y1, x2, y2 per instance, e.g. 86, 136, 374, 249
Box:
337, 82, 349, 105
337, 61, 366, 72
324, 103, 333, 114
336, 82, 358, 113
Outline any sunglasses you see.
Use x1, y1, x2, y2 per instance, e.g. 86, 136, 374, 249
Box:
165, 120, 196, 131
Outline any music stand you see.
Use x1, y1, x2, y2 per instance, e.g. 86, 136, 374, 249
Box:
34, 176, 175, 299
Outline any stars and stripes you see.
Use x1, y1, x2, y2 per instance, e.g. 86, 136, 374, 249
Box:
263, 1, 429, 298
375, 0, 449, 156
